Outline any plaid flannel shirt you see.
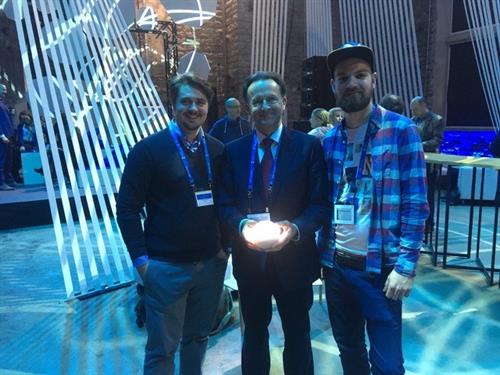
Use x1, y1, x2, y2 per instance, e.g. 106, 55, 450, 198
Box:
319, 105, 429, 277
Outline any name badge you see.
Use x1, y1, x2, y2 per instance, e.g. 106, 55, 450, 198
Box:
334, 204, 355, 224
195, 190, 214, 207
247, 212, 271, 221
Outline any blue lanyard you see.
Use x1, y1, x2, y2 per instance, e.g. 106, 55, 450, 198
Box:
170, 123, 213, 190
247, 131, 281, 201
334, 123, 371, 201
354, 125, 371, 188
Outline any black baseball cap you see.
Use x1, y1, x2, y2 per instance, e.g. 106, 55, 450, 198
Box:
327, 42, 374, 76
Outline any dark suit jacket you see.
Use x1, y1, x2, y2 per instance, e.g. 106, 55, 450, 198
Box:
412, 111, 445, 152
219, 127, 329, 290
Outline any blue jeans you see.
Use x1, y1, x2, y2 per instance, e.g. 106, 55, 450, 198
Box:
142, 254, 227, 375
324, 263, 404, 375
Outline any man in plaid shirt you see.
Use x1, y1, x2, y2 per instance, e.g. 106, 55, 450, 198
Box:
319, 43, 429, 375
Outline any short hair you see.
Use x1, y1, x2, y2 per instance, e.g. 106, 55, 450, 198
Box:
169, 73, 214, 106
380, 94, 404, 114
311, 108, 329, 125
224, 97, 240, 107
410, 96, 426, 107
242, 71, 287, 103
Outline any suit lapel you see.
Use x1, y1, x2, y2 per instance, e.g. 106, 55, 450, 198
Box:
270, 127, 296, 202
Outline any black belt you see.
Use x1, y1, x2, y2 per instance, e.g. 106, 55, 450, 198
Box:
334, 250, 366, 271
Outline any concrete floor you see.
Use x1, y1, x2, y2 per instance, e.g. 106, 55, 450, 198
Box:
1, 202, 500, 374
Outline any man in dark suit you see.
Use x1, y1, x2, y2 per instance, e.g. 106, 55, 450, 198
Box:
219, 71, 329, 375
410, 96, 444, 153
411, 96, 445, 232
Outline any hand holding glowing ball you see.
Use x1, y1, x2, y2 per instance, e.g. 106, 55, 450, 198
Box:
242, 220, 283, 250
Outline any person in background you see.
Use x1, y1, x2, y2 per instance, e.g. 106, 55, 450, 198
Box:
308, 107, 333, 143
411, 95, 445, 231
380, 94, 405, 115
410, 96, 444, 153
320, 42, 428, 375
329, 106, 344, 125
0, 83, 15, 190
17, 110, 37, 152
209, 97, 252, 144
117, 73, 227, 375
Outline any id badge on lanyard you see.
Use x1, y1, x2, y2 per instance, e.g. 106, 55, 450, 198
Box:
333, 124, 369, 225
333, 204, 355, 224
170, 123, 214, 208
247, 212, 271, 222
195, 190, 214, 207
334, 192, 355, 224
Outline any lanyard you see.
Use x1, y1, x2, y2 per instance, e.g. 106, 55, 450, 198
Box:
247, 131, 281, 210
335, 123, 371, 201
224, 117, 243, 136
170, 123, 213, 191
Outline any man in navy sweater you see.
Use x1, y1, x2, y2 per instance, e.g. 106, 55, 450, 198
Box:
117, 74, 227, 375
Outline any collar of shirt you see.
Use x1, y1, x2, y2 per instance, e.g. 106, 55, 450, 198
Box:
255, 123, 283, 162
170, 120, 203, 153
256, 123, 283, 144
338, 105, 380, 142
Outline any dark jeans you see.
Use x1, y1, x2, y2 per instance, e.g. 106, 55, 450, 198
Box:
0, 141, 8, 184
426, 165, 437, 231
324, 264, 404, 375
143, 255, 227, 375
238, 264, 314, 375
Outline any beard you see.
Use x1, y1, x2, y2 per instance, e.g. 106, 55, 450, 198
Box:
337, 90, 372, 113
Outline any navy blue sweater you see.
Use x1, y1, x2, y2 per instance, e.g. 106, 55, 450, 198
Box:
116, 128, 224, 263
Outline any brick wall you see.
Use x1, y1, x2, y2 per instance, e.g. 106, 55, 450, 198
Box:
138, 0, 309, 124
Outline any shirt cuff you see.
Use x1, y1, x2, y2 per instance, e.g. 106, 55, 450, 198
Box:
133, 255, 149, 268
291, 223, 300, 242
239, 218, 249, 237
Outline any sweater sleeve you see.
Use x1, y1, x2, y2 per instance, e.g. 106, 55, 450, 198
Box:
116, 141, 153, 263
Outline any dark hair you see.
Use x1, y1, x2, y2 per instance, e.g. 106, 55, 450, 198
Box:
410, 96, 426, 106
242, 71, 287, 103
380, 94, 404, 114
169, 73, 214, 106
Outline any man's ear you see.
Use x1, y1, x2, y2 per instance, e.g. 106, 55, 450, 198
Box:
330, 78, 336, 95
282, 96, 287, 111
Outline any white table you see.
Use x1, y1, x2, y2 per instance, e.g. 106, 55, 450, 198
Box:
457, 166, 498, 200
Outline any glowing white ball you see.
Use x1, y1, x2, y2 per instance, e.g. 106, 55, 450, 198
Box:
244, 220, 282, 249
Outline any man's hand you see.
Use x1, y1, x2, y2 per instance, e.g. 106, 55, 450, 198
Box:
137, 262, 149, 280
241, 220, 297, 253
264, 220, 297, 252
383, 269, 414, 301
1, 135, 9, 144
20, 146, 25, 152
241, 219, 260, 250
